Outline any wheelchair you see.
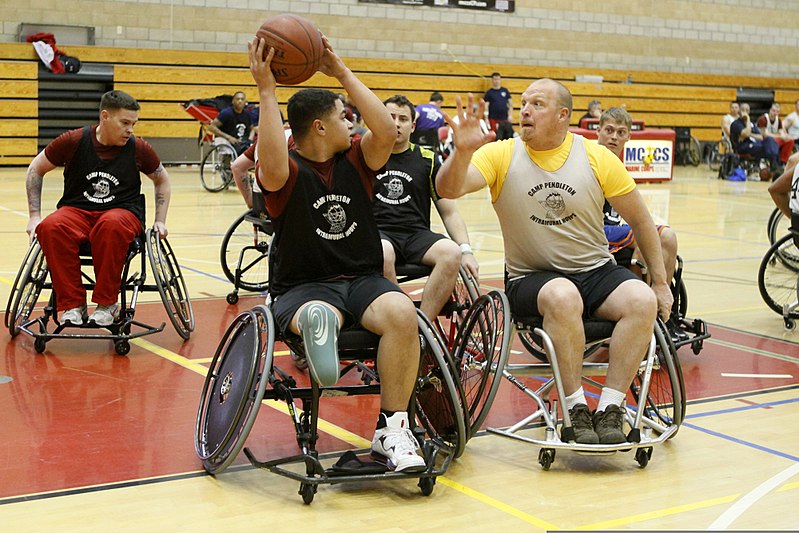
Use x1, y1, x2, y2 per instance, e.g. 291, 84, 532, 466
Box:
194, 304, 466, 504
200, 137, 237, 193
674, 127, 701, 166
220, 193, 272, 304
5, 227, 195, 355
465, 293, 685, 469
708, 135, 733, 173
757, 228, 799, 330
767, 207, 791, 246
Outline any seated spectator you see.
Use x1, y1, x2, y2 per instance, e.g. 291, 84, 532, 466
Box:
376, 95, 479, 320
596, 107, 681, 339
411, 92, 446, 150
579, 99, 602, 127
730, 103, 780, 179
782, 99, 799, 144
24, 90, 171, 327
250, 38, 426, 471
757, 103, 794, 166
208, 90, 255, 154
721, 101, 740, 140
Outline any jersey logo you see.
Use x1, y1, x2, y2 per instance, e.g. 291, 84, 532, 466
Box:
83, 171, 120, 204
527, 182, 578, 226
313, 194, 358, 240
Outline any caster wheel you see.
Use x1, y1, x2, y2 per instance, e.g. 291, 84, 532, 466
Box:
34, 338, 46, 354
784, 318, 795, 331
226, 292, 239, 305
299, 483, 316, 505
419, 476, 436, 496
635, 447, 653, 468
115, 340, 131, 356
538, 448, 555, 471
691, 340, 702, 355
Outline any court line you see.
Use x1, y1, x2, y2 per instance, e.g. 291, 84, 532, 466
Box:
708, 462, 799, 530
705, 337, 799, 365
721, 372, 793, 379
130, 336, 559, 529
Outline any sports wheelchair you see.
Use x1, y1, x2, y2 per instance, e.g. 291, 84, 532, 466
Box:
194, 304, 466, 504
466, 298, 685, 469
5, 227, 194, 355
182, 98, 243, 193
767, 207, 791, 246
220, 196, 272, 304
758, 228, 799, 330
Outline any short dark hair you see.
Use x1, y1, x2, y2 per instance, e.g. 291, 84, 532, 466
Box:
429, 92, 443, 103
491, 72, 501, 78
588, 99, 601, 112
384, 95, 416, 121
100, 90, 140, 112
287, 89, 340, 139
233, 91, 246, 99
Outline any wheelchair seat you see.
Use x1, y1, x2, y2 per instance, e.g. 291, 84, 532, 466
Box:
194, 304, 466, 504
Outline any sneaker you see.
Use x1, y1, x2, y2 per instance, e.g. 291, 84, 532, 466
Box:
593, 404, 627, 444
565, 404, 599, 444
61, 305, 87, 326
371, 426, 426, 473
290, 350, 308, 371
89, 303, 120, 326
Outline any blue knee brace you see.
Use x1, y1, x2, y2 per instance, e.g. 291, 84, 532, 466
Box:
297, 303, 341, 386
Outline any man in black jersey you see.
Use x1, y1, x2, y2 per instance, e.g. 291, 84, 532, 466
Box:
375, 95, 479, 320
248, 37, 425, 472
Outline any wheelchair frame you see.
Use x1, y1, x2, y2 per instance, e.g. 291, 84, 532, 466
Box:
194, 305, 466, 504
5, 228, 194, 355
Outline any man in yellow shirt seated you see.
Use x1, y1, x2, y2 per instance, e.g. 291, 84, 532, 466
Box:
436, 79, 673, 445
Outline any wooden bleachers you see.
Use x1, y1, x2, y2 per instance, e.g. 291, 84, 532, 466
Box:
3, 40, 799, 165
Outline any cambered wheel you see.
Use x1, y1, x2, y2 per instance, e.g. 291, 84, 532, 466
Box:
200, 143, 236, 192
452, 290, 511, 437
766, 208, 791, 246
220, 210, 271, 293
436, 266, 480, 349
418, 476, 435, 496
195, 306, 275, 474
6, 239, 48, 337
758, 233, 799, 317
414, 312, 467, 459
147, 228, 195, 339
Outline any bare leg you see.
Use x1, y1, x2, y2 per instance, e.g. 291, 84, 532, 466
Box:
381, 239, 398, 284
419, 239, 461, 319
360, 292, 419, 411
537, 278, 585, 396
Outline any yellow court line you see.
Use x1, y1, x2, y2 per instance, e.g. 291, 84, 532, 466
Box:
192, 350, 289, 365
131, 336, 558, 530
0, 275, 13, 286
777, 480, 799, 492
576, 494, 740, 530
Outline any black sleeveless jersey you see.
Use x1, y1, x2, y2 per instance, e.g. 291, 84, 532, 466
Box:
268, 150, 383, 296
57, 127, 143, 222
373, 144, 439, 232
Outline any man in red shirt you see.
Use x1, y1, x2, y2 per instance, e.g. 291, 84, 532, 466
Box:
25, 90, 171, 327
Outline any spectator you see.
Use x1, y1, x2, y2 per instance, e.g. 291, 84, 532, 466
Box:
410, 92, 446, 150
376, 94, 479, 320
25, 90, 171, 327
484, 72, 514, 140
721, 101, 740, 140
782, 99, 799, 143
757, 103, 794, 165
208, 90, 255, 154
249, 37, 426, 472
437, 80, 671, 445
579, 99, 602, 126
730, 103, 780, 179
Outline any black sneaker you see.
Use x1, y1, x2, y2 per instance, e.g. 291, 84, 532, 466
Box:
290, 350, 308, 371
565, 404, 599, 444
593, 404, 627, 444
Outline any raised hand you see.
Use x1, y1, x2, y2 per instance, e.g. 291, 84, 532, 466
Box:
444, 94, 496, 154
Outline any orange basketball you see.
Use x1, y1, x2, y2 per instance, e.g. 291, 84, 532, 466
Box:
256, 14, 324, 85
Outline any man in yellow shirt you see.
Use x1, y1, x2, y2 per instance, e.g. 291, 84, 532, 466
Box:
436, 79, 672, 445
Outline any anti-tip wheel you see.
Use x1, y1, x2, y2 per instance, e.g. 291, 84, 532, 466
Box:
34, 337, 46, 354
299, 483, 316, 505
538, 448, 555, 471
784, 318, 795, 331
115, 340, 131, 356
226, 292, 239, 305
419, 476, 435, 496
635, 447, 653, 468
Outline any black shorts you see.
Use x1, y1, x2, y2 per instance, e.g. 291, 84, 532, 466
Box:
270, 274, 403, 336
505, 262, 639, 318
380, 228, 446, 265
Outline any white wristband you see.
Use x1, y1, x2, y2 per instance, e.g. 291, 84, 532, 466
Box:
460, 243, 473, 255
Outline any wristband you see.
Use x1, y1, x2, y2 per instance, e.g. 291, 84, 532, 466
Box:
460, 243, 473, 255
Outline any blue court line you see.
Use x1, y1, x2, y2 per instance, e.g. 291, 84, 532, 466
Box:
682, 421, 799, 462
686, 395, 799, 419
178, 264, 234, 284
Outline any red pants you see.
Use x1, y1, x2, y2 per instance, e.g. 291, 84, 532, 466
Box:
776, 137, 794, 164
36, 206, 141, 311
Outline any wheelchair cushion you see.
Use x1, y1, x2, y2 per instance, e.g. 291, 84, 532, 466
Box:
515, 316, 616, 343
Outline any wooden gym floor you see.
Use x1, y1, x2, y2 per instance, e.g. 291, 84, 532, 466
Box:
0, 163, 797, 531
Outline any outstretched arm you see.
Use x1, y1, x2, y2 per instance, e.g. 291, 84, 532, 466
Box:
249, 40, 289, 192
25, 151, 57, 238
207, 118, 238, 145
435, 94, 495, 199
231, 152, 255, 209
147, 164, 171, 238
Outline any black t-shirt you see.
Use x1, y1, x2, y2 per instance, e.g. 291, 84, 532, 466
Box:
268, 150, 383, 296
57, 127, 144, 222
216, 107, 253, 142
373, 144, 439, 232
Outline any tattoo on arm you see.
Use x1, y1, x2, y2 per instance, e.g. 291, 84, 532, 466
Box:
26, 168, 43, 213
155, 192, 166, 207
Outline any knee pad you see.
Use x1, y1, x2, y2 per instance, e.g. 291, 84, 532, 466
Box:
297, 303, 341, 387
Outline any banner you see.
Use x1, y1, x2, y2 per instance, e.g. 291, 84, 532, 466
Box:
358, 0, 514, 13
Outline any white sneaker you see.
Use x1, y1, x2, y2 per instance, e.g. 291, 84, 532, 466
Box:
61, 305, 87, 326
371, 413, 426, 473
89, 303, 120, 326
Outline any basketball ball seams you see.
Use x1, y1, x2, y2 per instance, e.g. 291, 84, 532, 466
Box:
256, 14, 322, 85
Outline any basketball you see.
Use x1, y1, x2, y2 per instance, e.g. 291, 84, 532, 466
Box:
256, 14, 324, 85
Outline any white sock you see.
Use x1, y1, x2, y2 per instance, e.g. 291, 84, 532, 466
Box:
596, 387, 626, 413
564, 387, 587, 410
